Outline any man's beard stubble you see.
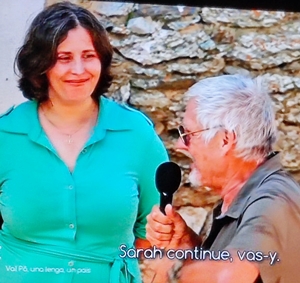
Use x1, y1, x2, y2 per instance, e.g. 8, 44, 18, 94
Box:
188, 167, 203, 188
176, 148, 203, 188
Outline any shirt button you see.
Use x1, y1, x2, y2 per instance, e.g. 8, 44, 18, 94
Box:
68, 185, 73, 190
68, 261, 74, 267
69, 224, 75, 229
82, 148, 87, 154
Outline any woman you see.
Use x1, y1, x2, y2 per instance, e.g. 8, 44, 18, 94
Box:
0, 2, 168, 283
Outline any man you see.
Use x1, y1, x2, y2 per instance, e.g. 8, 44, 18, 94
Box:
146, 75, 300, 283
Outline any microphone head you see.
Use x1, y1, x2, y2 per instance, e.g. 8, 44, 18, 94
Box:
155, 161, 182, 195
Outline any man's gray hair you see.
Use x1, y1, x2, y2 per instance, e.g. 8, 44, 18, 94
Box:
185, 74, 278, 161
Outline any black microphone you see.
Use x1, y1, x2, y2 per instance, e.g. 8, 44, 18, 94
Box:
155, 161, 181, 215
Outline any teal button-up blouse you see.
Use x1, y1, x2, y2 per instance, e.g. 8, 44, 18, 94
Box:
0, 96, 169, 283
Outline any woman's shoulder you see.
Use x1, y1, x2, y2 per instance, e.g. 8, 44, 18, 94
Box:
0, 105, 15, 119
0, 100, 36, 118
0, 101, 37, 132
100, 96, 154, 130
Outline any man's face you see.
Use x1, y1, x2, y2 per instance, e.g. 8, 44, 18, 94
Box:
176, 98, 227, 189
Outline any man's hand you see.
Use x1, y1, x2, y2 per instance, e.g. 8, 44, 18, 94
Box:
177, 253, 259, 283
146, 204, 200, 250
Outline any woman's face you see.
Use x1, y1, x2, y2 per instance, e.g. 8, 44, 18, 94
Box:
46, 26, 101, 104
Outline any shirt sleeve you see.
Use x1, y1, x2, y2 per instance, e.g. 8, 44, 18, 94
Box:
133, 129, 169, 239
225, 196, 293, 282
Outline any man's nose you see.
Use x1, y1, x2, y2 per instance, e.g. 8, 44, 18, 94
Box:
175, 137, 188, 151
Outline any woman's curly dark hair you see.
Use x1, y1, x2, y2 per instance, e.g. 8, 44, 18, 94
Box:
15, 2, 113, 102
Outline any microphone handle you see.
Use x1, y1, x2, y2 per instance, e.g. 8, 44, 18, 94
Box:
159, 193, 173, 215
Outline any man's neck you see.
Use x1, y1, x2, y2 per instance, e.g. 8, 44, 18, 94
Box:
220, 158, 262, 214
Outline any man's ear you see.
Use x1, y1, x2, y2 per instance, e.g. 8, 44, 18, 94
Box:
221, 130, 236, 154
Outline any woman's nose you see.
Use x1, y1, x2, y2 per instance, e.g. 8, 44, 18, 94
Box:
71, 58, 85, 74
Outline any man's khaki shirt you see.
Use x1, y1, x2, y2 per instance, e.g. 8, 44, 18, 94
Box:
201, 152, 300, 283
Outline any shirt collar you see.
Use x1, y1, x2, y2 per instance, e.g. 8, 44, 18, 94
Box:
0, 96, 135, 134
0, 97, 137, 147
86, 96, 135, 145
95, 96, 135, 131
217, 152, 282, 220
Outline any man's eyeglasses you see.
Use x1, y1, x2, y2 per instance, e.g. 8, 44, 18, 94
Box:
178, 125, 217, 146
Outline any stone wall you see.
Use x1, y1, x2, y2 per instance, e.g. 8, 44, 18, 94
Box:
46, 1, 300, 210
43, 2, 300, 282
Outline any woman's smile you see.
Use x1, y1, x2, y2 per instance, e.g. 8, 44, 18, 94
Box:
64, 78, 90, 85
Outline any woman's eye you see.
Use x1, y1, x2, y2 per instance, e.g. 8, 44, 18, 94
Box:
57, 56, 71, 62
83, 53, 97, 59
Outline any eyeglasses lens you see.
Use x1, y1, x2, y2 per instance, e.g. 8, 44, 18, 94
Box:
178, 125, 189, 146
